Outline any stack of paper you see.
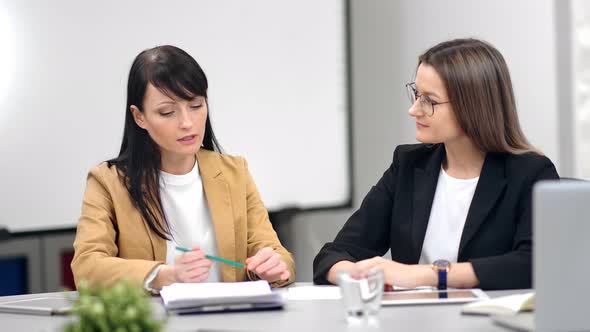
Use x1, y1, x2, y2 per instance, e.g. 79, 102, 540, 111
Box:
160, 280, 283, 314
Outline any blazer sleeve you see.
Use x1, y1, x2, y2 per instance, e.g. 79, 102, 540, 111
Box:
469, 157, 559, 290
313, 148, 400, 284
242, 159, 296, 287
71, 167, 161, 288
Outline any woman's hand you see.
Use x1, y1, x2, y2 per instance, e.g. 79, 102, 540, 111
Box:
152, 246, 213, 289
327, 261, 356, 284
245, 247, 290, 283
172, 246, 214, 283
353, 256, 434, 289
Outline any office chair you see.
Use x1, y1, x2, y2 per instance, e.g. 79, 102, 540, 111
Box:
0, 227, 9, 242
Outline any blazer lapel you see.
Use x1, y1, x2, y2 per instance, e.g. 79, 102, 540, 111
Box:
139, 188, 167, 262
458, 153, 507, 256
142, 219, 167, 262
197, 150, 237, 282
411, 145, 445, 262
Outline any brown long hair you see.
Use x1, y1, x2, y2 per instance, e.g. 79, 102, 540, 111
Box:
418, 38, 536, 155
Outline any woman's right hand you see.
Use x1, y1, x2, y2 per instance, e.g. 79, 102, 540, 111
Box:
151, 246, 213, 289
171, 246, 213, 283
327, 260, 356, 285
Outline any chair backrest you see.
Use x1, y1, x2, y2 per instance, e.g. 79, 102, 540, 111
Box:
0, 228, 9, 242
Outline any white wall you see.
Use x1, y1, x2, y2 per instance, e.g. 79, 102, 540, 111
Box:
0, 0, 350, 232
290, 0, 561, 281
573, 0, 590, 178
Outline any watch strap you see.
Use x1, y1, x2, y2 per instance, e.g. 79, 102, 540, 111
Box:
437, 269, 447, 290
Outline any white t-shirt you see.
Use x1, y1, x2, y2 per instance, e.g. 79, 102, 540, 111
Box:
144, 159, 221, 291
419, 167, 479, 264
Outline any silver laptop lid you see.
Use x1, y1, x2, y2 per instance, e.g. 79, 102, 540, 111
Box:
0, 296, 72, 316
534, 180, 590, 332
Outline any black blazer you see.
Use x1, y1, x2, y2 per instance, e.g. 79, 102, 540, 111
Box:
313, 144, 559, 290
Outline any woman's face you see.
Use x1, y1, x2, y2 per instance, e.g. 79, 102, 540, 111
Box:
408, 63, 466, 144
131, 83, 207, 161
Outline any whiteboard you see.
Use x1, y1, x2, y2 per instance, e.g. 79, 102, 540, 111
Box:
0, 0, 350, 232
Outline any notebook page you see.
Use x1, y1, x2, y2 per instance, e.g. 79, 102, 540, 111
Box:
160, 280, 272, 305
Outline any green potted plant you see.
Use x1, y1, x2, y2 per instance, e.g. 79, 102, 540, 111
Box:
64, 280, 164, 332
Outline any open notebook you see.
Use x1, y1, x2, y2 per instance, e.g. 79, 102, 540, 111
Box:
160, 280, 283, 314
461, 292, 534, 316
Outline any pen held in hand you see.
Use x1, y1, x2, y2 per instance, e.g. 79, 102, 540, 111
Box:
175, 246, 245, 268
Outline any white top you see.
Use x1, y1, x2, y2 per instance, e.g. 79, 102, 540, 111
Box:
144, 159, 221, 292
419, 167, 479, 264
160, 159, 221, 281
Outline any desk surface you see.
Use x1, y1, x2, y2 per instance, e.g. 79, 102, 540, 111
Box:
0, 285, 521, 332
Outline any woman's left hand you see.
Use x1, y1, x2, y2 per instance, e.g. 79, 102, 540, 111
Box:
353, 256, 426, 289
246, 247, 290, 283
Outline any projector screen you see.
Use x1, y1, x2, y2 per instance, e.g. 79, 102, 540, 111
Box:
0, 0, 350, 232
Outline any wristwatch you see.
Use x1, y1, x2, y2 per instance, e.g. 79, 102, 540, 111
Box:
431, 259, 451, 290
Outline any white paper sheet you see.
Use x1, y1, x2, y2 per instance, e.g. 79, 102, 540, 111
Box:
285, 286, 342, 300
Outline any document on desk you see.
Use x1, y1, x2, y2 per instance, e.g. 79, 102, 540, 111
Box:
160, 280, 283, 314
285, 285, 342, 300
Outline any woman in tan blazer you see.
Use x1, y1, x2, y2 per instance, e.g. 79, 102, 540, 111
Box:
72, 45, 295, 291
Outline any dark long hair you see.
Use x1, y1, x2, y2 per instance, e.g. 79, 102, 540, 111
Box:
418, 38, 535, 154
108, 45, 221, 240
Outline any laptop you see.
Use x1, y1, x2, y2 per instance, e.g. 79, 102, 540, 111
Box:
0, 295, 72, 315
492, 180, 590, 332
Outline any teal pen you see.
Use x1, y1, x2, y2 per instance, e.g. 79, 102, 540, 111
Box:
175, 246, 245, 268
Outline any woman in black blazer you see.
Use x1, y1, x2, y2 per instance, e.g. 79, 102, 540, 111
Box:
313, 38, 559, 290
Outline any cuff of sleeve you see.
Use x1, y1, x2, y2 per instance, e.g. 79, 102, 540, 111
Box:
468, 255, 532, 290
246, 269, 262, 281
143, 264, 164, 294
313, 255, 353, 285
246, 269, 294, 288
270, 276, 294, 288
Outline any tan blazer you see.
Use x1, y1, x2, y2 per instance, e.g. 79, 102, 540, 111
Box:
72, 149, 295, 288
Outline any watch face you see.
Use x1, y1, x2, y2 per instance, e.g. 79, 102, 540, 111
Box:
432, 259, 451, 271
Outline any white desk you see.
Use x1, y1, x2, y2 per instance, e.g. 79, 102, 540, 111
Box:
0, 286, 521, 331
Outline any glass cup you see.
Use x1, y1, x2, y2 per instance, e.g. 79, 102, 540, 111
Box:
337, 268, 384, 325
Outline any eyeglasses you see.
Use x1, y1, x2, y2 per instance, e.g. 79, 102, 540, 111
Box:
405, 82, 450, 117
